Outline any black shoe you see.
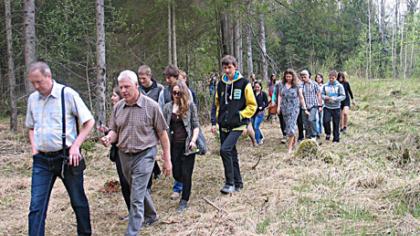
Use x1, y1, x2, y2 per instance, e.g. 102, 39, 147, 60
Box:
333, 140, 339, 143
325, 135, 330, 141
144, 215, 159, 227
177, 200, 188, 213
220, 185, 235, 194
234, 186, 243, 192
119, 214, 129, 221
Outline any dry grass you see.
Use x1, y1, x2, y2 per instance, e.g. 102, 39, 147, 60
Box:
0, 78, 419, 235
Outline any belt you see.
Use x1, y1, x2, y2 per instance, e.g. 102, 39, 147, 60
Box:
38, 148, 69, 157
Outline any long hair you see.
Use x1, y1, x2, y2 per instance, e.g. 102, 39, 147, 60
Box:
337, 71, 347, 83
282, 68, 299, 87
171, 80, 190, 118
113, 86, 122, 99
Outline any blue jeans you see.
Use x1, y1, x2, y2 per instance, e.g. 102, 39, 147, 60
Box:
29, 153, 91, 236
303, 107, 319, 138
317, 109, 323, 135
252, 112, 265, 144
173, 180, 183, 193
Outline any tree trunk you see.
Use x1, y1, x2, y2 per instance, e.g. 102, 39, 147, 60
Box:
4, 0, 18, 132
168, 1, 172, 65
367, 0, 372, 79
378, 0, 386, 77
234, 17, 243, 72
246, 24, 253, 78
392, 0, 399, 79
259, 10, 268, 81
220, 11, 229, 56
246, 1, 253, 78
95, 0, 106, 125
24, 0, 36, 94
400, 17, 406, 80
171, 1, 177, 67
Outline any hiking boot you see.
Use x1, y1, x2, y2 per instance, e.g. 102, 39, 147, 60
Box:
220, 185, 235, 194
234, 185, 243, 192
170, 191, 180, 200
177, 200, 188, 213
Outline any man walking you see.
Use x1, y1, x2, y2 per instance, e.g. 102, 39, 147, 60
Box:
101, 70, 172, 235
212, 55, 257, 194
322, 70, 346, 142
26, 62, 95, 236
300, 70, 322, 139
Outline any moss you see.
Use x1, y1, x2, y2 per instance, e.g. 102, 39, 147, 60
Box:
294, 139, 319, 159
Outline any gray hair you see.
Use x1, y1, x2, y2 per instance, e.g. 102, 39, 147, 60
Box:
28, 62, 52, 77
117, 70, 138, 85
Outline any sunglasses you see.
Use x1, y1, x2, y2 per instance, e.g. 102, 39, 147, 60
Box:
172, 91, 182, 96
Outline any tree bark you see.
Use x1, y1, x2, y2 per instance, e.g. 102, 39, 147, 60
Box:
378, 0, 386, 77
24, 0, 36, 94
4, 0, 18, 132
234, 17, 243, 72
95, 0, 107, 125
246, 23, 253, 78
392, 0, 400, 79
367, 0, 372, 79
171, 1, 177, 67
259, 10, 268, 81
168, 1, 172, 65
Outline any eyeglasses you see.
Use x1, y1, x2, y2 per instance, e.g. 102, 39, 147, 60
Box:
172, 91, 181, 96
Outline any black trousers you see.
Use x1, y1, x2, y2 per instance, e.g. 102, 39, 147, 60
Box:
219, 129, 243, 188
114, 150, 131, 212
171, 141, 196, 201
278, 112, 286, 137
297, 109, 304, 140
323, 107, 341, 142
147, 162, 161, 189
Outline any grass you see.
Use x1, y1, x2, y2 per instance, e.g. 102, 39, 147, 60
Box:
0, 77, 419, 235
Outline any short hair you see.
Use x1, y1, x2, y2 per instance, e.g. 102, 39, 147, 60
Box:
164, 64, 179, 78
117, 70, 138, 85
138, 65, 152, 76
28, 62, 52, 77
329, 70, 338, 77
221, 55, 237, 67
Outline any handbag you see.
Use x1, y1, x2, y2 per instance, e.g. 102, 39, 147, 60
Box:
196, 128, 207, 155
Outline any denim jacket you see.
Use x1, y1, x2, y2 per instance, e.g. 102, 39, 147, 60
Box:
163, 102, 200, 154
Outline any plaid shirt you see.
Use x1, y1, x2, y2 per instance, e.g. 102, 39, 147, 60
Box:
110, 94, 168, 154
25, 81, 93, 152
302, 80, 320, 109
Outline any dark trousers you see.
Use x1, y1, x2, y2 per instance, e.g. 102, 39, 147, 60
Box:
29, 153, 91, 236
171, 141, 196, 201
323, 107, 341, 142
147, 162, 161, 190
278, 112, 286, 137
219, 129, 243, 188
115, 151, 131, 212
297, 109, 304, 140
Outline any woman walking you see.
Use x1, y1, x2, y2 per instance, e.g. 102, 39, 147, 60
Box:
98, 87, 131, 220
315, 73, 324, 136
163, 80, 200, 212
277, 69, 309, 154
337, 72, 354, 133
252, 81, 269, 145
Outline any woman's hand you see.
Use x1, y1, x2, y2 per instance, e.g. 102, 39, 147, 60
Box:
189, 140, 197, 151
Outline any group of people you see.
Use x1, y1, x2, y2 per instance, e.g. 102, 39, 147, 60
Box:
24, 55, 353, 236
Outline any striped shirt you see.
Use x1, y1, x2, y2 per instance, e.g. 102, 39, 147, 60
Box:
302, 80, 320, 109
25, 81, 93, 152
109, 94, 168, 154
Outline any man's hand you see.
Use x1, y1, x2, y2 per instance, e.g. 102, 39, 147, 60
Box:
211, 125, 217, 134
189, 140, 197, 151
162, 152, 172, 176
100, 135, 111, 147
68, 145, 82, 166
318, 107, 323, 112
324, 96, 330, 101
304, 110, 310, 116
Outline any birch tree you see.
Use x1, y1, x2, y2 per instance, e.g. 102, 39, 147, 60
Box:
4, 0, 17, 132
259, 7, 268, 81
95, 0, 106, 125
24, 0, 36, 93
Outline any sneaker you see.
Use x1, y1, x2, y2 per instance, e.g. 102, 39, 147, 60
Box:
144, 215, 159, 227
177, 200, 188, 213
170, 191, 180, 200
325, 135, 330, 141
220, 185, 235, 194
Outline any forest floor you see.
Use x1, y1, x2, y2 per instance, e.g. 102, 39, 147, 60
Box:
0, 78, 419, 235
